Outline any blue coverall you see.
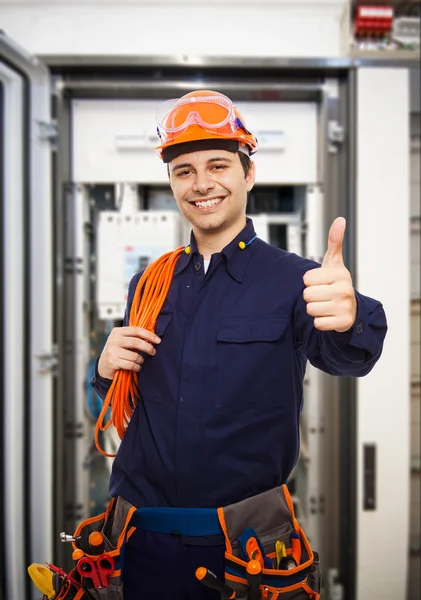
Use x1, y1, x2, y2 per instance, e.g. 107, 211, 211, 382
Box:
92, 218, 387, 599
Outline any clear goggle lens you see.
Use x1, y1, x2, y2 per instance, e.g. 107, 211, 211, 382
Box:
156, 94, 238, 142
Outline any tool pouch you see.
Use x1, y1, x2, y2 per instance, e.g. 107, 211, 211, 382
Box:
71, 497, 137, 600
218, 484, 321, 600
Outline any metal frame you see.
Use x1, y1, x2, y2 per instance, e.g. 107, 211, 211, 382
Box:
53, 85, 72, 570
301, 184, 328, 556
41, 53, 419, 69
0, 77, 4, 600
0, 55, 27, 600
0, 31, 53, 600
58, 183, 92, 572
337, 67, 358, 600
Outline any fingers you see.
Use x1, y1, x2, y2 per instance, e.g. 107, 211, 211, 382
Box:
306, 301, 335, 318
313, 315, 355, 332
303, 276, 357, 333
303, 284, 333, 303
121, 326, 161, 345
114, 348, 153, 372
115, 356, 144, 373
122, 336, 157, 357
100, 348, 144, 377
303, 268, 338, 287
304, 265, 351, 287
99, 326, 161, 378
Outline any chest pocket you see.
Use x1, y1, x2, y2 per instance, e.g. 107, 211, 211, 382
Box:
141, 306, 173, 404
155, 309, 173, 338
154, 297, 174, 337
216, 315, 290, 409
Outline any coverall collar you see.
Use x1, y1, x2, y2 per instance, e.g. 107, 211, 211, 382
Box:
174, 217, 257, 283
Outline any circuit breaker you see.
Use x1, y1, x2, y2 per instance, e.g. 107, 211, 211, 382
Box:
96, 210, 183, 320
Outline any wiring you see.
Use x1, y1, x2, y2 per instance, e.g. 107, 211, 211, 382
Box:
95, 246, 184, 456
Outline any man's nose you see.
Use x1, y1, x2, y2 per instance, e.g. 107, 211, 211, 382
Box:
192, 172, 215, 195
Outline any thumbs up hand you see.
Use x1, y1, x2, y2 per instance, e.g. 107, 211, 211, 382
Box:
303, 217, 357, 332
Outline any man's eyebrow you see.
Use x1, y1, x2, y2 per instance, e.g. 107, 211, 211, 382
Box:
172, 156, 232, 172
172, 162, 193, 172
207, 156, 232, 163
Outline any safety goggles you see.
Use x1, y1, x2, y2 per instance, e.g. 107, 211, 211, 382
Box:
156, 94, 244, 144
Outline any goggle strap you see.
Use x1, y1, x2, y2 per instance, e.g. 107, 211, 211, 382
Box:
236, 117, 253, 136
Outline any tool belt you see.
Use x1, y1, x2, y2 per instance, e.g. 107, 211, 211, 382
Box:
29, 484, 320, 600
28, 498, 138, 599
76, 484, 319, 600
68, 497, 137, 599
217, 484, 320, 599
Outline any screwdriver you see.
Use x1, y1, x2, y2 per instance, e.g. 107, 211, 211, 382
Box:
246, 559, 262, 600
60, 532, 82, 545
195, 567, 236, 598
290, 531, 302, 565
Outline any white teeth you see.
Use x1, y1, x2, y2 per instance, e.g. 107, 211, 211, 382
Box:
195, 197, 223, 208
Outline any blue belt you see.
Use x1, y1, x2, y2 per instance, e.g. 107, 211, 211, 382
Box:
130, 506, 223, 537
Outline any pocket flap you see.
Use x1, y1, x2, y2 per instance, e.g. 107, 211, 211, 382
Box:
155, 310, 172, 337
217, 315, 289, 343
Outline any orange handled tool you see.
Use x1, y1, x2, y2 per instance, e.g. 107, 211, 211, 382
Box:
246, 560, 262, 600
290, 531, 302, 565
89, 531, 105, 555
245, 537, 264, 568
196, 567, 236, 598
72, 549, 84, 561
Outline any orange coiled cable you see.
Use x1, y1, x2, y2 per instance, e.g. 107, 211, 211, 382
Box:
95, 246, 185, 456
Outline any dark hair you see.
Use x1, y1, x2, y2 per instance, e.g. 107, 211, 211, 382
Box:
238, 152, 251, 177
167, 151, 252, 178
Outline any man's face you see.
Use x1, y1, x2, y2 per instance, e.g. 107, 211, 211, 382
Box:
169, 149, 255, 235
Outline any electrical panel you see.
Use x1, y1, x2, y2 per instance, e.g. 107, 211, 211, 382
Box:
251, 213, 302, 254
96, 210, 182, 320
71, 99, 317, 185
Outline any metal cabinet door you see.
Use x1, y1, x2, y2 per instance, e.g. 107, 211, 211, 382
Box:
0, 31, 53, 600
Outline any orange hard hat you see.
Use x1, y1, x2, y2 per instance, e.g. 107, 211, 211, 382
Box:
155, 90, 258, 162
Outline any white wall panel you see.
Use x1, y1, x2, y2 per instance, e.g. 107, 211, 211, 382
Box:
356, 68, 410, 600
71, 99, 317, 184
410, 135, 420, 299
72, 99, 162, 183
237, 101, 318, 184
0, 1, 348, 57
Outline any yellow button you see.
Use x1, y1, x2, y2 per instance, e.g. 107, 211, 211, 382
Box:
238, 241, 246, 250
185, 245, 191, 254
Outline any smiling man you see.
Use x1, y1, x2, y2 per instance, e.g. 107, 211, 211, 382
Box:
170, 149, 255, 258
91, 91, 387, 599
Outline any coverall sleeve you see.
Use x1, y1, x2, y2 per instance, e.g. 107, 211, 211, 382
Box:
90, 273, 140, 399
293, 289, 388, 377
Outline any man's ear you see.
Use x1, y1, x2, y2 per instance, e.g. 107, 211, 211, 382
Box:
246, 160, 256, 192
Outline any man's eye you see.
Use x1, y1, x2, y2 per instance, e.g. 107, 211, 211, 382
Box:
212, 165, 225, 170
178, 170, 191, 176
